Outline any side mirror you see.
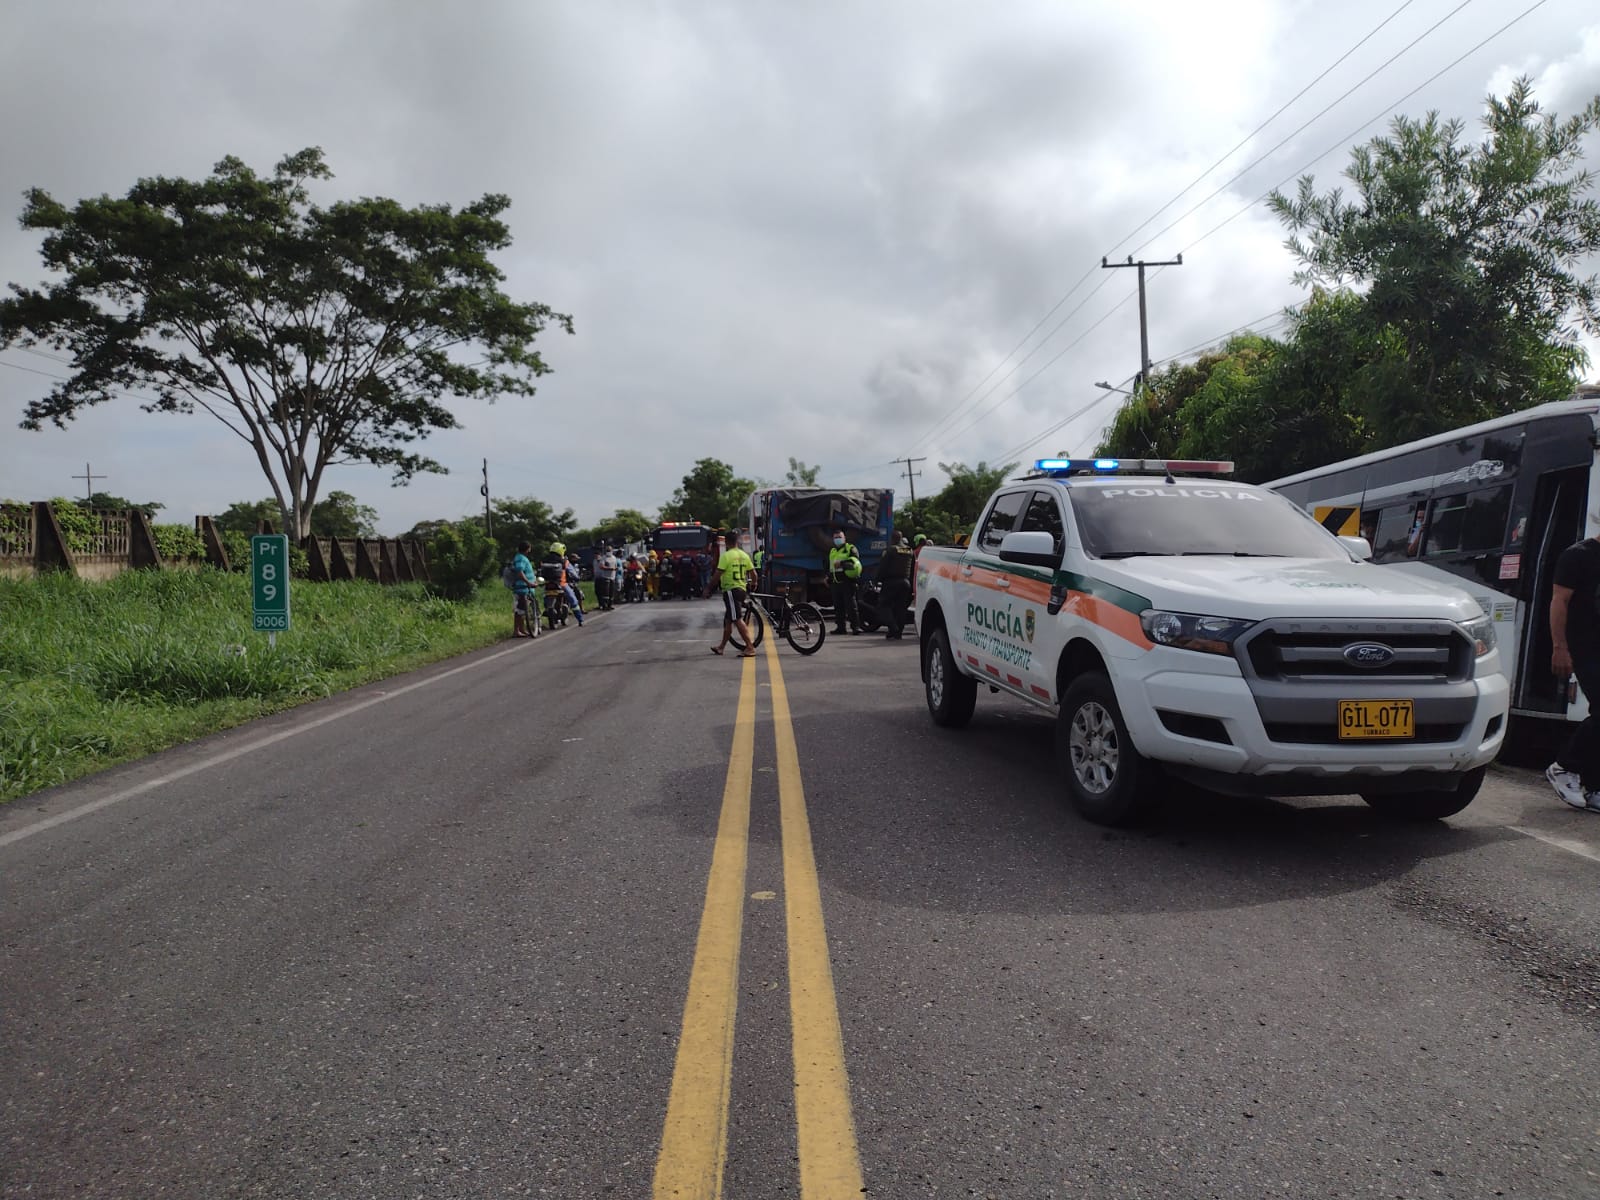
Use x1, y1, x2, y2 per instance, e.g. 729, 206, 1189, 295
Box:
998, 529, 1060, 568
1339, 535, 1373, 561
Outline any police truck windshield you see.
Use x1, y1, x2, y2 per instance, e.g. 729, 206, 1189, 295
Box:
1070, 484, 1345, 560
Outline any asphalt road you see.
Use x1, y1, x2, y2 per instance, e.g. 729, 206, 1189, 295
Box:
4, 597, 1599, 1199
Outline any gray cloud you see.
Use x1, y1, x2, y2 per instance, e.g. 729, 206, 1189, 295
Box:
2, 0, 1596, 527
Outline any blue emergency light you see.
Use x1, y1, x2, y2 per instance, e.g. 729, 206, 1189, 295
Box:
1033, 458, 1120, 473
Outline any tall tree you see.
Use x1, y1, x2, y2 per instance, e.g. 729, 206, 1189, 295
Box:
784, 457, 821, 486
491, 495, 576, 553
308, 489, 379, 539
661, 458, 754, 529
1268, 79, 1600, 443
590, 508, 655, 546
0, 148, 573, 540
85, 492, 163, 517
931, 461, 1019, 526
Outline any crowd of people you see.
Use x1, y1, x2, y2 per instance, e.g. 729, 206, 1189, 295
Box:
508, 528, 929, 645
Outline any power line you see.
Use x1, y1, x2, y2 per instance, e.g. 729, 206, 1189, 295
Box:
910, 273, 1117, 452
1128, 0, 1478, 260
933, 280, 1144, 450
904, 0, 1455, 454
1172, 0, 1554, 258
1105, 0, 1423, 261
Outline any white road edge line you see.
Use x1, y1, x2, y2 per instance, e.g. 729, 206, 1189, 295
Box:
0, 641, 529, 851
1507, 825, 1600, 866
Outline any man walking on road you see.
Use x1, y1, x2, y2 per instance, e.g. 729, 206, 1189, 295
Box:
707, 535, 757, 658
829, 527, 863, 635
1547, 528, 1600, 811
874, 532, 915, 640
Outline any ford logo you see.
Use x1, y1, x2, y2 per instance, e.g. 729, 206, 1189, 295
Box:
1344, 642, 1396, 668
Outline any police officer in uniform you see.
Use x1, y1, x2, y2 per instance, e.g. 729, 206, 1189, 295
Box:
828, 527, 863, 635
874, 532, 915, 639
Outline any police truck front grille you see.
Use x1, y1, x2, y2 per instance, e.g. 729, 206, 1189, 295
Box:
1242, 626, 1470, 682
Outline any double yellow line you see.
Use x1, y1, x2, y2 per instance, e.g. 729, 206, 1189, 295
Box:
653, 637, 864, 1199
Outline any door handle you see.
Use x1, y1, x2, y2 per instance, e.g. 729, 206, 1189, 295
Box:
996, 577, 1011, 588
961, 565, 974, 575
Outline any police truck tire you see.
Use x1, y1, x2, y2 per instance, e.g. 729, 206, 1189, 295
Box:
924, 627, 977, 727
1360, 766, 1485, 821
1057, 674, 1158, 826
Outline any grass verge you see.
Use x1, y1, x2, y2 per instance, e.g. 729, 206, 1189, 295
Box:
0, 569, 564, 804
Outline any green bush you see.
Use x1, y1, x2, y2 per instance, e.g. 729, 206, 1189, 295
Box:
48, 498, 100, 554
152, 523, 207, 563
426, 523, 500, 601
219, 529, 309, 576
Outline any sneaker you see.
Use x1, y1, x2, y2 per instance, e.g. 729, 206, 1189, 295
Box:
1585, 790, 1600, 813
1547, 763, 1589, 809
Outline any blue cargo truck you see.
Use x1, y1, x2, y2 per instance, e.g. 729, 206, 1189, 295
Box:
739, 486, 895, 604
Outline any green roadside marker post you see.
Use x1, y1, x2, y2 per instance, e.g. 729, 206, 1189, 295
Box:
251, 534, 291, 647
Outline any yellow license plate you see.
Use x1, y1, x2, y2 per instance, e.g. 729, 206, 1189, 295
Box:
1338, 699, 1414, 739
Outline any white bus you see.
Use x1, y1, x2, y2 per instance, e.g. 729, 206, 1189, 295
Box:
1267, 391, 1600, 727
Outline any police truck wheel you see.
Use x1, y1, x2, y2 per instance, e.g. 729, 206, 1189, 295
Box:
924, 627, 977, 727
1361, 766, 1486, 821
1057, 674, 1157, 826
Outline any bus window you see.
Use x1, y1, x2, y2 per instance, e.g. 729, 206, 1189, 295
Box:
1424, 485, 1513, 556
1372, 502, 1426, 561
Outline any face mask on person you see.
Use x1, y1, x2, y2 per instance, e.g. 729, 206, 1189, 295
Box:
833, 537, 844, 547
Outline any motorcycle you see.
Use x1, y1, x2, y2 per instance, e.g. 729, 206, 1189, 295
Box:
856, 579, 914, 634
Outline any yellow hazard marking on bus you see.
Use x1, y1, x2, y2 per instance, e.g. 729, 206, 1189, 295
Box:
1315, 504, 1360, 536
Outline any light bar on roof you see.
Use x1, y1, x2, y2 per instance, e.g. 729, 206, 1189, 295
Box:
1033, 457, 1234, 475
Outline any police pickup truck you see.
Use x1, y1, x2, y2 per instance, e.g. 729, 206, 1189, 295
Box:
914, 458, 1510, 826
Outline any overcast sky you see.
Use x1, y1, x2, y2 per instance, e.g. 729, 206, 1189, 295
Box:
2, 0, 1597, 532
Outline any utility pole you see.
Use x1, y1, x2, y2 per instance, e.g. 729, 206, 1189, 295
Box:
893, 455, 926, 508
481, 459, 492, 538
72, 462, 106, 505
1101, 253, 1183, 389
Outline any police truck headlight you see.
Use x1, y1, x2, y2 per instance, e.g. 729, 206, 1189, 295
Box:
1139, 611, 1255, 655
1461, 614, 1496, 657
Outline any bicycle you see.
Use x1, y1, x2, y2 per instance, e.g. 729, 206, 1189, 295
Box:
729, 591, 827, 656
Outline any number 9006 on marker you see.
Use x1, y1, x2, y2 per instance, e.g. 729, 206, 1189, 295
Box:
253, 614, 288, 631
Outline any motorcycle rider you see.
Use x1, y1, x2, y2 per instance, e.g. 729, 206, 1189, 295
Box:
541, 543, 585, 627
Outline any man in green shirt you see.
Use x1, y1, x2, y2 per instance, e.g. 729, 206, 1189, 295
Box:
707, 535, 757, 658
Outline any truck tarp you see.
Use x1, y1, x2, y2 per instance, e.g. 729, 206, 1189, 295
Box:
776, 489, 889, 533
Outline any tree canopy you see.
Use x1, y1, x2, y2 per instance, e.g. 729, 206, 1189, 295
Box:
491, 495, 576, 553
0, 148, 573, 540
784, 458, 821, 486
1096, 80, 1600, 479
661, 458, 755, 529
215, 490, 377, 537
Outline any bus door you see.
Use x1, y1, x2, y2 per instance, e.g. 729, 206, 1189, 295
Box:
1515, 467, 1588, 713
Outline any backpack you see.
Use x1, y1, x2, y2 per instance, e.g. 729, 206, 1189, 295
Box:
501, 561, 518, 590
